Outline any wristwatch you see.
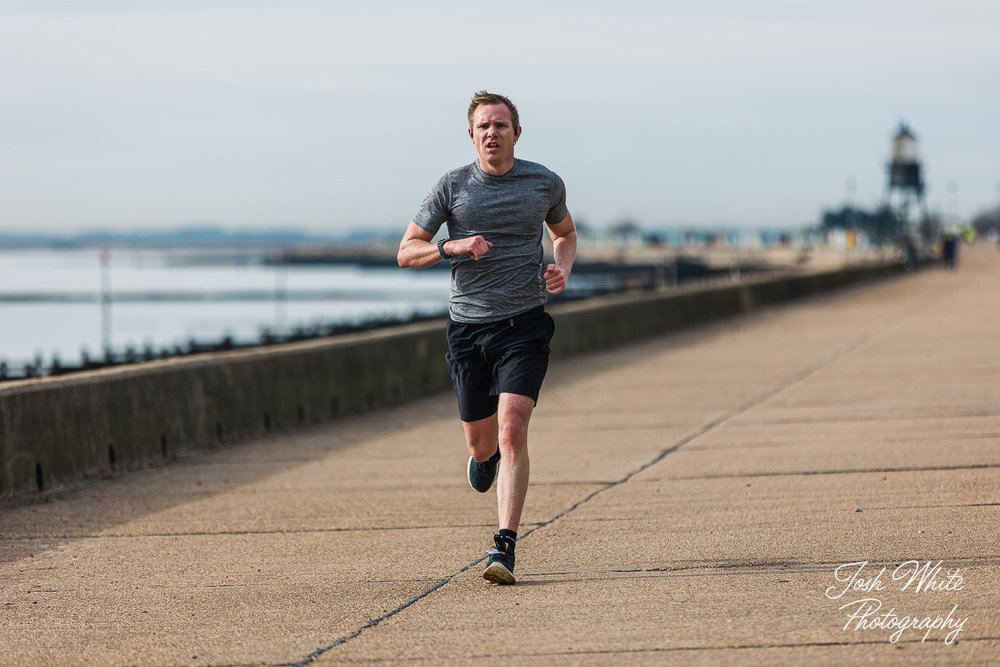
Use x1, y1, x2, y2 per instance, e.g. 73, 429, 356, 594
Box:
437, 238, 450, 258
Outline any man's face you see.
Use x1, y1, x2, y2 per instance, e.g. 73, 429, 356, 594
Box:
469, 103, 520, 167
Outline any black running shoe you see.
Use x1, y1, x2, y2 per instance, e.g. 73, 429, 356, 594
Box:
467, 448, 501, 493
483, 533, 516, 585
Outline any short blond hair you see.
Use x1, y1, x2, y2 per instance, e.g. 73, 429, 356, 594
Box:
467, 90, 519, 129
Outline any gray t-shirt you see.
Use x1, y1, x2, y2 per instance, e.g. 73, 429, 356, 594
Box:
414, 159, 569, 323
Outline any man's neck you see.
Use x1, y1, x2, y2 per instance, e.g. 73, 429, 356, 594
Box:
478, 156, 516, 177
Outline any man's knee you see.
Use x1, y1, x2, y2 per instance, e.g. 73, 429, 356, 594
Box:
469, 437, 498, 461
463, 414, 498, 461
498, 420, 527, 454
497, 393, 534, 454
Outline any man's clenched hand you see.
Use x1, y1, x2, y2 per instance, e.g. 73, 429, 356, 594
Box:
544, 264, 569, 294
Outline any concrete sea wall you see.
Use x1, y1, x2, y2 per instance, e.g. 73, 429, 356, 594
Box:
0, 262, 902, 499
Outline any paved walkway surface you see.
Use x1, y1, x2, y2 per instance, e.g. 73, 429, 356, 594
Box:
2, 245, 999, 666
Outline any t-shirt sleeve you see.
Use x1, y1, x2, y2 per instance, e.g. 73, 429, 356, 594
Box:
545, 172, 569, 225
413, 174, 451, 235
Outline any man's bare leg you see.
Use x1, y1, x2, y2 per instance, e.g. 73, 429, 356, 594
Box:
463, 412, 501, 494
460, 394, 534, 528
463, 413, 499, 463
496, 392, 534, 532
464, 393, 534, 584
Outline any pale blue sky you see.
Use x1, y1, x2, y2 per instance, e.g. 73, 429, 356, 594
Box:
1, 0, 997, 233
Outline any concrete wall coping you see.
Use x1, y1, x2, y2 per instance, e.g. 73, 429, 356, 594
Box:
0, 260, 902, 499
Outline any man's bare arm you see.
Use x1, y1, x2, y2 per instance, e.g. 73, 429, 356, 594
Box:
397, 221, 494, 269
397, 222, 441, 269
544, 212, 577, 294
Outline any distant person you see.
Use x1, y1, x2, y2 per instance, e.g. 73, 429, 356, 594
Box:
941, 231, 958, 270
397, 90, 577, 584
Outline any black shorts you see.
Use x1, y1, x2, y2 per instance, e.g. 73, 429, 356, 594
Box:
445, 306, 556, 423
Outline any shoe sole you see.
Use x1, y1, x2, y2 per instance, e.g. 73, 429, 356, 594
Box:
483, 562, 516, 585
467, 456, 494, 493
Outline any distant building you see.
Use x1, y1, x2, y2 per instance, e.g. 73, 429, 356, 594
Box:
821, 205, 901, 243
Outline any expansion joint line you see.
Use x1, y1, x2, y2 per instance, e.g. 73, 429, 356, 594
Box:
296, 331, 878, 665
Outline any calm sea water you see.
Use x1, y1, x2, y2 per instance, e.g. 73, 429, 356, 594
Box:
0, 248, 451, 368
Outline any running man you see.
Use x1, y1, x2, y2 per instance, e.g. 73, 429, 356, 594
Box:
397, 90, 576, 584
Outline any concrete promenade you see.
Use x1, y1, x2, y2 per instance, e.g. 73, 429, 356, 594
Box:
2, 245, 999, 666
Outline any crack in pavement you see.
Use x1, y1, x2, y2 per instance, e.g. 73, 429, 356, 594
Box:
523, 554, 1000, 580
657, 462, 1000, 481
679, 432, 1000, 451
0, 522, 526, 543
744, 409, 1000, 425
361, 635, 1000, 662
